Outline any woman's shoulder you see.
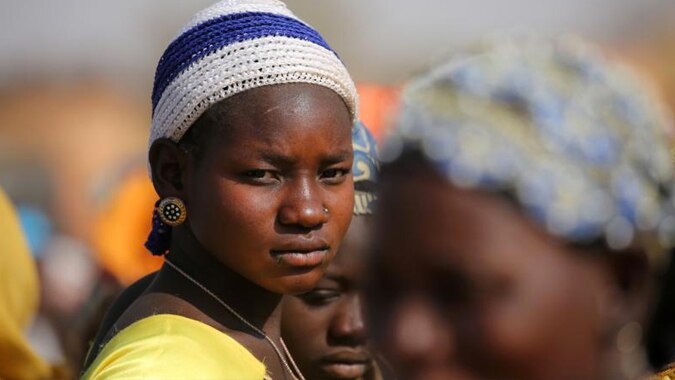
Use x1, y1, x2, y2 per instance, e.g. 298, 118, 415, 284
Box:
83, 313, 266, 380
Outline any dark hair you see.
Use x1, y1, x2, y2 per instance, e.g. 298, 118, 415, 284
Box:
646, 249, 675, 369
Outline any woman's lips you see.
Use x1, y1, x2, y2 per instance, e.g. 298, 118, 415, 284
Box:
320, 362, 369, 379
320, 352, 372, 379
270, 248, 329, 267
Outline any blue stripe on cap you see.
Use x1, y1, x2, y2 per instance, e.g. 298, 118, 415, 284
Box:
152, 12, 336, 112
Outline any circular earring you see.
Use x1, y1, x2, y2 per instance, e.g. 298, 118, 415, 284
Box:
158, 197, 187, 226
323, 207, 329, 214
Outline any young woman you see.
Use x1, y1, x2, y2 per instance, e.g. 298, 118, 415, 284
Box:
83, 1, 358, 379
281, 122, 391, 380
367, 38, 675, 380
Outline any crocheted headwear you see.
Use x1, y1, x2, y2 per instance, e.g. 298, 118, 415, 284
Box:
384, 37, 675, 258
149, 0, 358, 151
352, 121, 379, 216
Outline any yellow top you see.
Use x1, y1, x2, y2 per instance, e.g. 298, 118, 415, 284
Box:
657, 367, 675, 380
83, 314, 267, 380
0, 187, 53, 380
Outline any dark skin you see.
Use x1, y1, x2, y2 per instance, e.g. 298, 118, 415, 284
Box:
107, 83, 354, 379
367, 156, 652, 380
282, 216, 379, 380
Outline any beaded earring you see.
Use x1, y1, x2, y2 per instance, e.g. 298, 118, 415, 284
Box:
158, 197, 187, 226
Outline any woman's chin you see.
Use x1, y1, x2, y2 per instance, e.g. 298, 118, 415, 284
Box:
262, 268, 327, 295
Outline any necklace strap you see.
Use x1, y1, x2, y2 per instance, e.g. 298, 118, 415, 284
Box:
164, 259, 305, 380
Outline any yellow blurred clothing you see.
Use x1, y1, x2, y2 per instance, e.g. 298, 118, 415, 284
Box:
83, 314, 267, 380
0, 188, 52, 380
655, 367, 675, 380
93, 169, 162, 285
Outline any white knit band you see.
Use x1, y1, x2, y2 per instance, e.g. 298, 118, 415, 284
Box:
178, 0, 295, 35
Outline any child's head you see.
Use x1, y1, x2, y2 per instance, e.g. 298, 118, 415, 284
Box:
281, 122, 381, 380
369, 37, 675, 380
146, 0, 358, 295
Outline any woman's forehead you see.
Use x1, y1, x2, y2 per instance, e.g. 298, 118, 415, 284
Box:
378, 166, 568, 271
191, 84, 353, 151
209, 83, 351, 123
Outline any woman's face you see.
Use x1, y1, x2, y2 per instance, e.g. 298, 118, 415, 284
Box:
182, 83, 354, 295
367, 160, 619, 380
282, 216, 376, 380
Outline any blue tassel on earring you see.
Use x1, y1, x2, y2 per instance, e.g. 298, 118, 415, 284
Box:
144, 201, 172, 256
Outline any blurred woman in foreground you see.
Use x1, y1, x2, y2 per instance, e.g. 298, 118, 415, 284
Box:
368, 37, 675, 380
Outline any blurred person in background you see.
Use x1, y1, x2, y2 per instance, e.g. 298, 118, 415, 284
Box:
91, 165, 163, 287
367, 37, 675, 380
281, 122, 395, 380
0, 186, 68, 379
82, 0, 358, 378
38, 234, 122, 372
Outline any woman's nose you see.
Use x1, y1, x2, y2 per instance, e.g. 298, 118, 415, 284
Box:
386, 296, 456, 371
329, 295, 367, 345
278, 177, 328, 229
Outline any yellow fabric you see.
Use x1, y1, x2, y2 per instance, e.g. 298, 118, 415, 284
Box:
83, 314, 266, 380
0, 187, 52, 380
657, 367, 675, 380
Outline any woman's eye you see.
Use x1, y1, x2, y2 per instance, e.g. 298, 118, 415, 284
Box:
242, 170, 277, 183
320, 168, 350, 183
300, 289, 341, 306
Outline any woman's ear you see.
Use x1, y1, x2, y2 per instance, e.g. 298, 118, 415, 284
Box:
148, 138, 191, 199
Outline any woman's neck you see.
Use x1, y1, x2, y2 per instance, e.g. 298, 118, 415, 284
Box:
161, 225, 283, 336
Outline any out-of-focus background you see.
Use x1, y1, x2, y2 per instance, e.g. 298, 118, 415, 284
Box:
1, 0, 674, 374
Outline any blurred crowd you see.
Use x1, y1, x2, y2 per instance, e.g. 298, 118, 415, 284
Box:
1, 1, 675, 380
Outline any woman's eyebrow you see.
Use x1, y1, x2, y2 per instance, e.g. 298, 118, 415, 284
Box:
259, 152, 298, 166
256, 150, 352, 166
322, 150, 352, 164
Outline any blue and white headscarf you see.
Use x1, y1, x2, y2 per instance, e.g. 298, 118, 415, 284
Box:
352, 121, 379, 215
384, 37, 675, 257
149, 0, 358, 150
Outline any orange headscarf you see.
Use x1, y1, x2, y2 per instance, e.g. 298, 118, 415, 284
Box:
92, 169, 162, 286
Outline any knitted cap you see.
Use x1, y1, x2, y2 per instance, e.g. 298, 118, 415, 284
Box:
149, 0, 358, 149
384, 36, 675, 256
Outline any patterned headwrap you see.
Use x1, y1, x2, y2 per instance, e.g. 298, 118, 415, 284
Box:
352, 121, 379, 215
149, 0, 358, 152
383, 37, 675, 258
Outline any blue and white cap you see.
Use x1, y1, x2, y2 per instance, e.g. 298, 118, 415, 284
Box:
149, 0, 358, 149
